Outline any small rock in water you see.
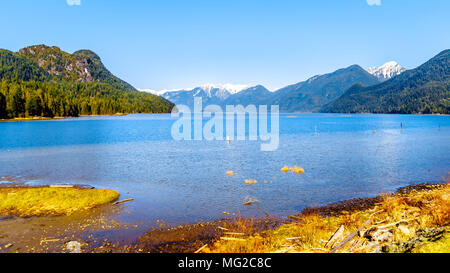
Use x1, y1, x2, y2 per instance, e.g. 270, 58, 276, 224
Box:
66, 241, 82, 253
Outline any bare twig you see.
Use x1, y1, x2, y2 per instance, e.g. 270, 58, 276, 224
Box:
194, 244, 208, 253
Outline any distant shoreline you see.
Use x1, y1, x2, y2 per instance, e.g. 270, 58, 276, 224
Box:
0, 113, 130, 122
1, 112, 448, 123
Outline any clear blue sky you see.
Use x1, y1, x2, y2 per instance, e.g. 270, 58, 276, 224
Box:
1, 0, 449, 90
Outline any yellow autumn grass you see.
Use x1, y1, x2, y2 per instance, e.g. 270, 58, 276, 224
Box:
290, 166, 305, 174
281, 165, 305, 174
204, 182, 450, 253
0, 187, 120, 217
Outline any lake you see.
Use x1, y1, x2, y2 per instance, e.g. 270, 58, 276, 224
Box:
0, 113, 449, 226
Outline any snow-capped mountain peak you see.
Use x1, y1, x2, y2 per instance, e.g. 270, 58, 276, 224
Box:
140, 83, 257, 107
198, 83, 252, 95
140, 83, 252, 96
138, 88, 180, 96
368, 61, 406, 81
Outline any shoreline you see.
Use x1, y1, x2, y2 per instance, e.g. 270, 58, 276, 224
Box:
196, 182, 449, 253
1, 112, 448, 123
0, 113, 129, 122
119, 182, 448, 253
1, 181, 448, 253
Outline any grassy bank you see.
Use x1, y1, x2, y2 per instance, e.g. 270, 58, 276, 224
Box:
0, 186, 119, 217
0, 116, 68, 122
200, 182, 449, 253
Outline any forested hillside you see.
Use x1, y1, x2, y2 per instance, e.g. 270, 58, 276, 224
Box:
269, 65, 381, 112
0, 46, 173, 119
322, 50, 450, 114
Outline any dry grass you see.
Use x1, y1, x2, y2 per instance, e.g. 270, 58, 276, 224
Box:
0, 187, 120, 217
280, 166, 304, 174
204, 182, 450, 253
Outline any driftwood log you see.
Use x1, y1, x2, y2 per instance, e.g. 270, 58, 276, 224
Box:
329, 218, 372, 253
325, 225, 344, 248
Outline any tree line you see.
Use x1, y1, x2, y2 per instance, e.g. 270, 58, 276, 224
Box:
0, 80, 173, 119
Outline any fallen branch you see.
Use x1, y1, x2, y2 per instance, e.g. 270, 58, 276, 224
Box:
40, 238, 60, 244
345, 238, 366, 252
224, 232, 245, 236
113, 198, 134, 205
374, 218, 416, 230
286, 237, 302, 240
287, 215, 303, 221
329, 218, 372, 253
220, 237, 246, 242
194, 244, 208, 253
325, 225, 344, 248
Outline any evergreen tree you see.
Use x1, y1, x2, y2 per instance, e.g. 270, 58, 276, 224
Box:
0, 92, 6, 118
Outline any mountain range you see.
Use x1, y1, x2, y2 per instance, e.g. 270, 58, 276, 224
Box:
268, 65, 380, 112
322, 49, 450, 114
155, 84, 272, 108
152, 64, 382, 112
149, 50, 448, 114
159, 84, 251, 108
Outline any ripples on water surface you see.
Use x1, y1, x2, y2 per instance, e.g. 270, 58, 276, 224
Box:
0, 113, 449, 225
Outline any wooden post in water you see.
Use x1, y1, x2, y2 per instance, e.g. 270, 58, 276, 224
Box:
373, 123, 376, 134
315, 126, 317, 136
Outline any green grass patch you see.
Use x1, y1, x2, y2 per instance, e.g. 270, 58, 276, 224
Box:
0, 187, 120, 217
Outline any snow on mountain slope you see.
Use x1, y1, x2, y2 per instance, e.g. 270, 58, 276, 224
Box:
198, 83, 252, 95
141, 84, 251, 97
368, 61, 406, 81
142, 84, 257, 107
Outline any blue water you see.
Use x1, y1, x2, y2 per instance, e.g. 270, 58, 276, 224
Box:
0, 113, 449, 225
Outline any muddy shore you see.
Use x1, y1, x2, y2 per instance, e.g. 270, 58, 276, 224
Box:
0, 182, 446, 253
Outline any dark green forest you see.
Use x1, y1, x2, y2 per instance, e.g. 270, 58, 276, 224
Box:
0, 46, 174, 119
0, 80, 173, 118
